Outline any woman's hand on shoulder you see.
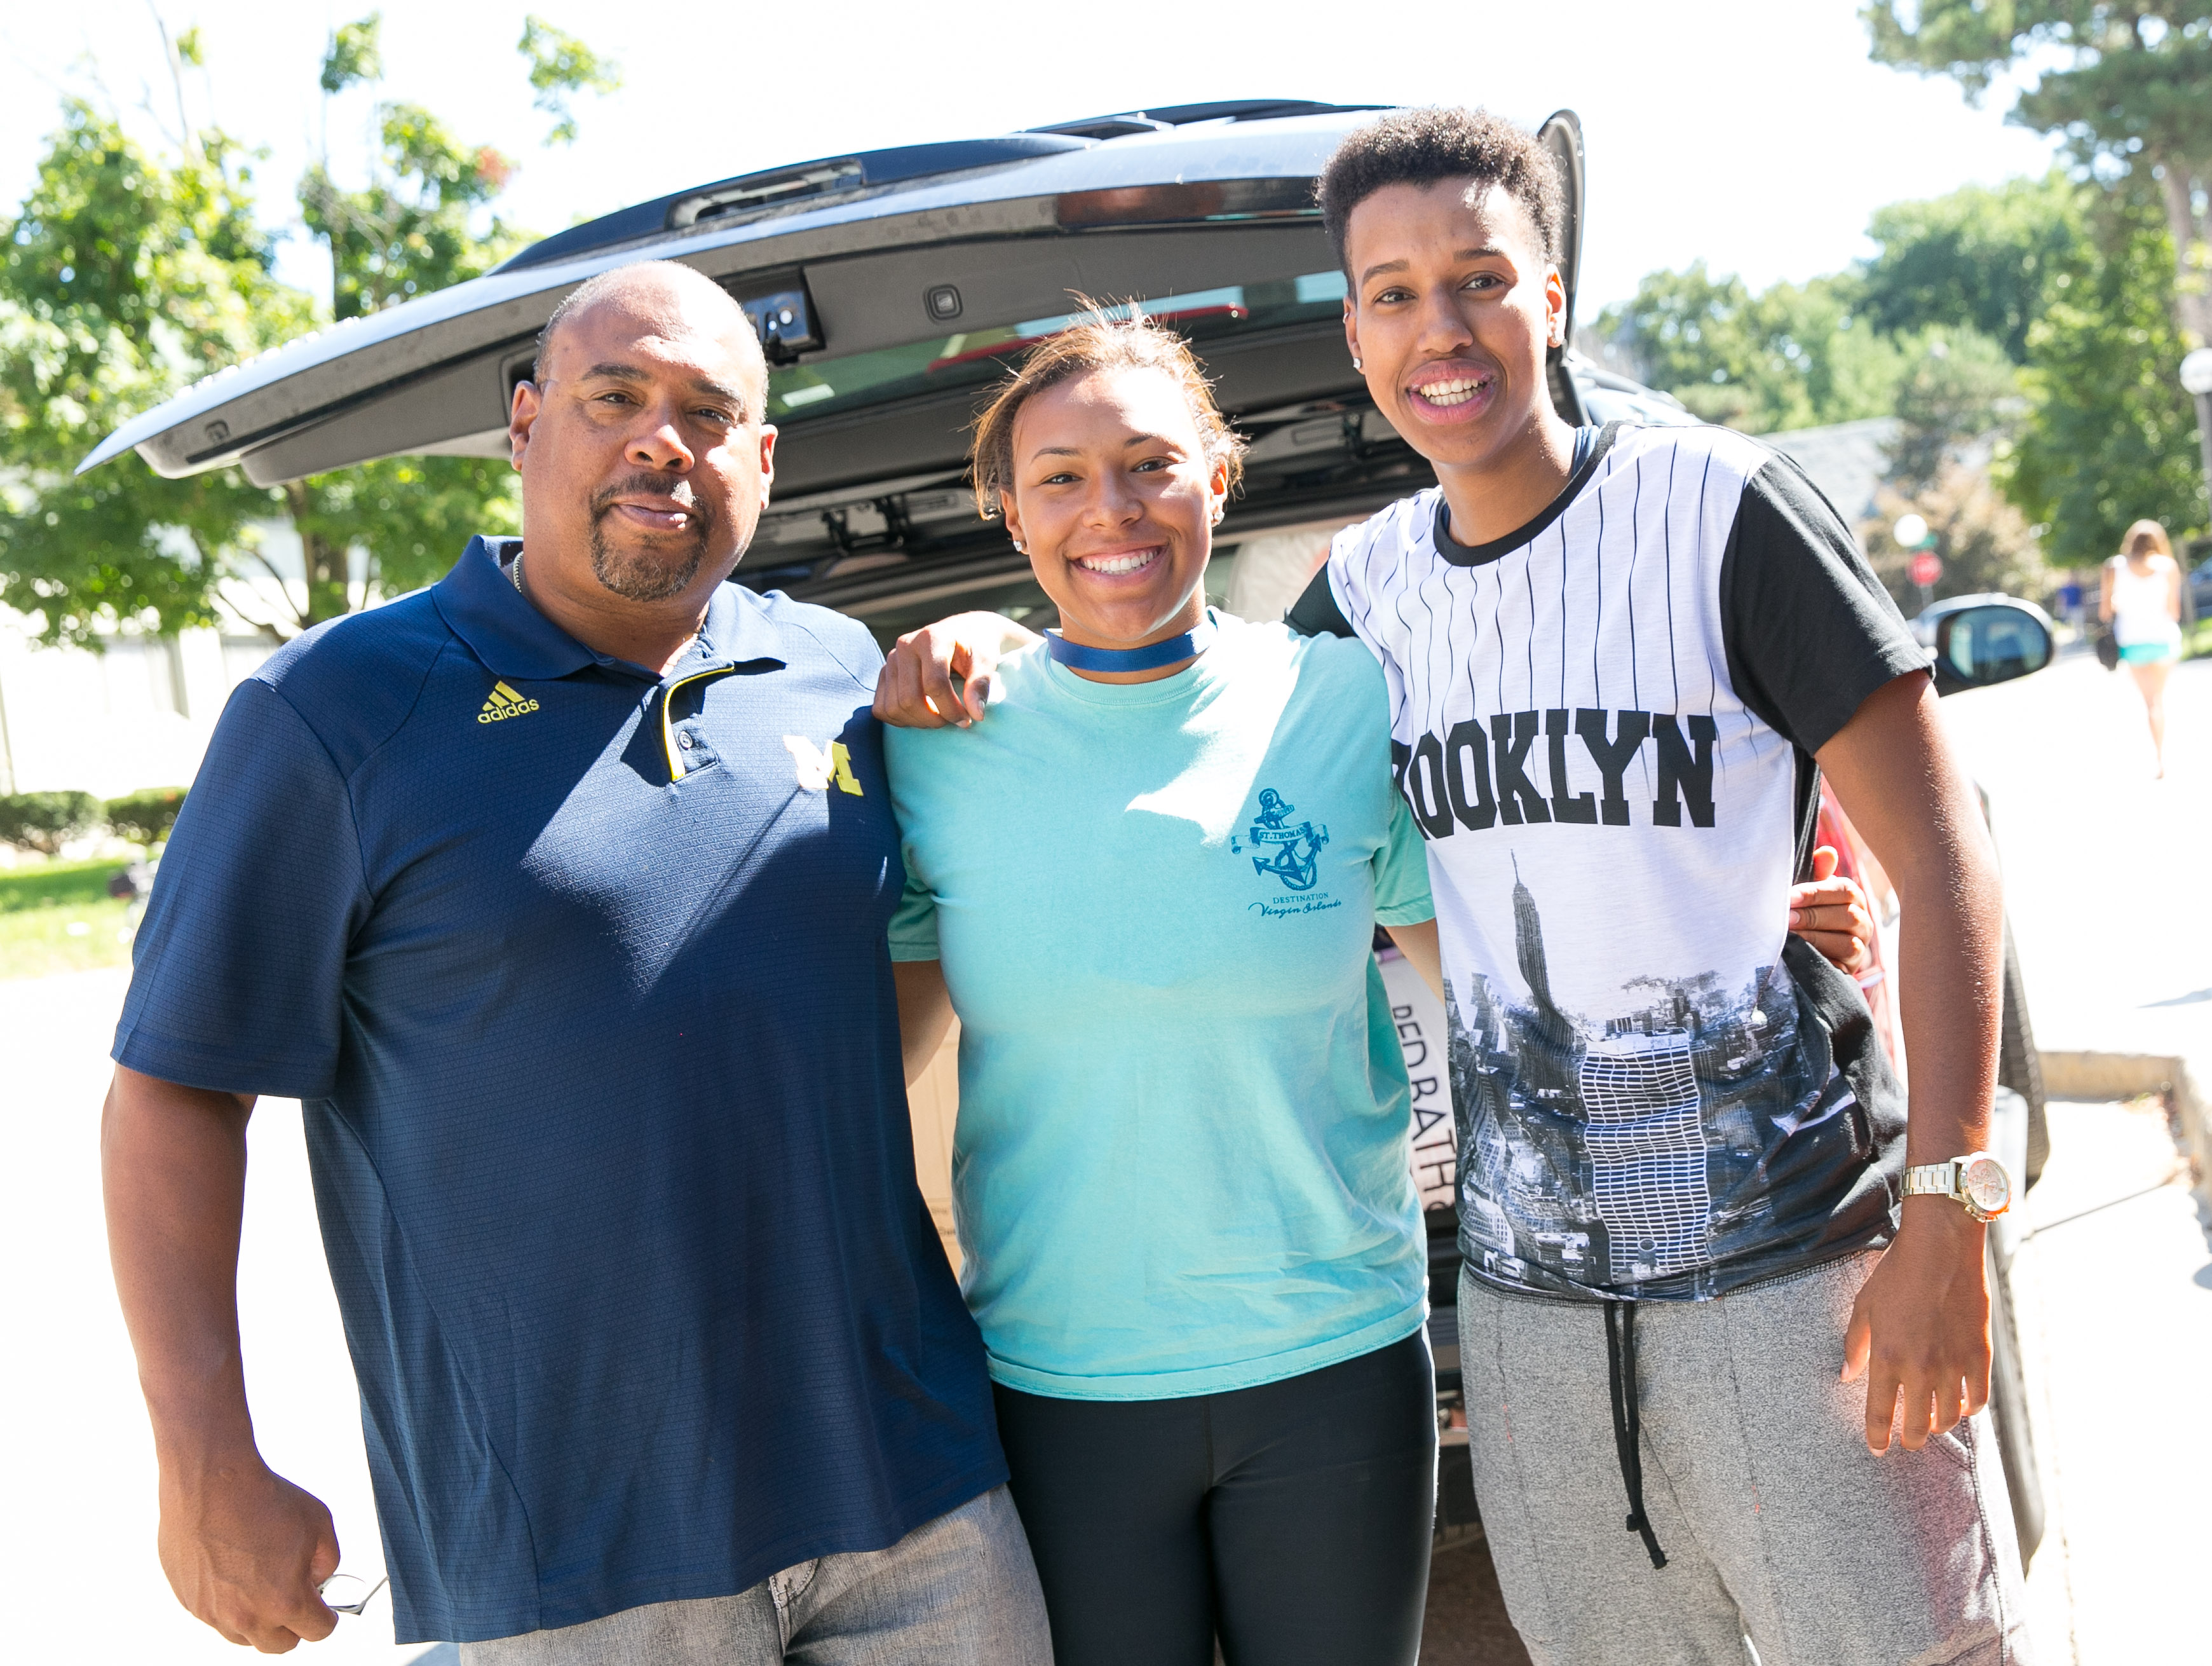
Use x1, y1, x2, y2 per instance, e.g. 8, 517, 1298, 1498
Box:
1788, 846, 1876, 977
873, 613, 1042, 728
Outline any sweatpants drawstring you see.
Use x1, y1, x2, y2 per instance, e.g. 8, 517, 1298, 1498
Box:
1604, 1301, 1667, 1569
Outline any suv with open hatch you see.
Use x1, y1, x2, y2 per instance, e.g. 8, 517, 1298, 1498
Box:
85, 95, 2057, 1566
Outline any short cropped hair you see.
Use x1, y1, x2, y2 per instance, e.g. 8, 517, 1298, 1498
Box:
970, 303, 1247, 519
531, 261, 766, 407
1317, 107, 1565, 275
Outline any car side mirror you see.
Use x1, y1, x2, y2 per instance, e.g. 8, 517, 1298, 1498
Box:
1930, 604, 2052, 696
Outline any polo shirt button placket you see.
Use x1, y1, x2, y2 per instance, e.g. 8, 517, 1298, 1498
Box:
674, 722, 719, 773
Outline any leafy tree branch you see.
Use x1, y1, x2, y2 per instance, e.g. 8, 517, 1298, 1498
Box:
520, 17, 621, 147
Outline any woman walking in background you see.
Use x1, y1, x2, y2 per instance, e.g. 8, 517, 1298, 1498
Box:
2101, 519, 2184, 777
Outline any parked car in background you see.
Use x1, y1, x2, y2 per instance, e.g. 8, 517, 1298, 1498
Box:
85, 96, 2056, 1566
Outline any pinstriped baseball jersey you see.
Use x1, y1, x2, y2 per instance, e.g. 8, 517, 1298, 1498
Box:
1322, 421, 1924, 1300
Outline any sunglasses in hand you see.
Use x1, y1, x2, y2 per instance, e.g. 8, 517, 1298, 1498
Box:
320, 1573, 390, 1616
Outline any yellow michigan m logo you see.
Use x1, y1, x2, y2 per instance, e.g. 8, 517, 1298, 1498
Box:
783, 735, 863, 795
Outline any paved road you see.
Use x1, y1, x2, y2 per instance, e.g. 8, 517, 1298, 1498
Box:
1, 967, 422, 1665
1937, 647, 2209, 1058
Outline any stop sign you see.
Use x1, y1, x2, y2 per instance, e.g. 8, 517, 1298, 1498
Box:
1910, 551, 1942, 587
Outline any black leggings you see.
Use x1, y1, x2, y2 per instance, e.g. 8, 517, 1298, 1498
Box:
993, 1333, 1436, 1666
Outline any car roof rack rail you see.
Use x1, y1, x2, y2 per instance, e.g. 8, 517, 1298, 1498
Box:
493, 133, 1092, 274
1028, 100, 1385, 140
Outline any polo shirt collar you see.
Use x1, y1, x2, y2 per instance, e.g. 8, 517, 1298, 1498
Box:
435, 537, 597, 679
698, 572, 791, 673
433, 535, 786, 683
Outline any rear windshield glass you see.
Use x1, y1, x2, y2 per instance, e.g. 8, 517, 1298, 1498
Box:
769, 271, 1348, 423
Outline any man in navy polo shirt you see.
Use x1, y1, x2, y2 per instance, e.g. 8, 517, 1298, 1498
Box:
102, 263, 1046, 1662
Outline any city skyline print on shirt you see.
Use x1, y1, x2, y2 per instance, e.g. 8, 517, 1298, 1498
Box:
1446, 863, 1859, 1301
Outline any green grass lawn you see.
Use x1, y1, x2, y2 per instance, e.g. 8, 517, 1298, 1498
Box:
0, 857, 137, 981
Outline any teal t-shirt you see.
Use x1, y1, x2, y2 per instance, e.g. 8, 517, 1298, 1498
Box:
886, 613, 1435, 1400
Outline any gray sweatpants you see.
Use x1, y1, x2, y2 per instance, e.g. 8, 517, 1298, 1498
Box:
457, 1486, 1052, 1666
1460, 1255, 2033, 1666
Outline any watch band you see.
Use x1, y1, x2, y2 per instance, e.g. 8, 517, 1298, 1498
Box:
1900, 1161, 1959, 1200
1901, 1154, 2008, 1222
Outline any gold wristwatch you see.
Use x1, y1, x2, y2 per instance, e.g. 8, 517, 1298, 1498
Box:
1901, 1152, 2012, 1222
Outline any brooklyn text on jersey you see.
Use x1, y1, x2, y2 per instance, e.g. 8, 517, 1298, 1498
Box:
1392, 709, 1717, 836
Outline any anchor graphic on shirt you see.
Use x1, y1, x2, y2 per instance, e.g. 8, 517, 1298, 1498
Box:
1245, 788, 1329, 892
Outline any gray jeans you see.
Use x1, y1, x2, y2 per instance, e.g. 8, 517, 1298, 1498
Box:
458, 1487, 1052, 1666
1460, 1255, 2033, 1666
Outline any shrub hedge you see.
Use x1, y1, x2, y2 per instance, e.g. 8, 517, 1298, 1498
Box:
104, 786, 189, 846
0, 791, 103, 856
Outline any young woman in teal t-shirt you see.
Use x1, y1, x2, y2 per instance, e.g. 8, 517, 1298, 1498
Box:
879, 311, 1873, 1666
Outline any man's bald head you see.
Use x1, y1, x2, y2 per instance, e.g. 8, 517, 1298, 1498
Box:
508, 257, 780, 631
533, 261, 769, 410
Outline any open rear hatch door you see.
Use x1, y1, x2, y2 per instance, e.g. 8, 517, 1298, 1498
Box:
78, 106, 1606, 639
76, 118, 1377, 498
1537, 109, 1587, 425
72, 133, 1104, 490
80, 208, 1347, 496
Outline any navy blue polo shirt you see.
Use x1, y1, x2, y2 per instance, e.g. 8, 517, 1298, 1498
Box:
114, 537, 1003, 1645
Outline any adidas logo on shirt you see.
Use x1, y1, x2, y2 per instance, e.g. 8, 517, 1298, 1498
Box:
478, 681, 541, 724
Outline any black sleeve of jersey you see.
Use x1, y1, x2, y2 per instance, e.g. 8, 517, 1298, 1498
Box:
1719, 454, 1929, 756
1284, 563, 1356, 638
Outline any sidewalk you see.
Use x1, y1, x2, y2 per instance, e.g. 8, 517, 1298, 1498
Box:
2011, 1095, 2210, 1663
1937, 650, 2212, 1663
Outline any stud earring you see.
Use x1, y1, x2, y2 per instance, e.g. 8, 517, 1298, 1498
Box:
1352, 357, 1363, 371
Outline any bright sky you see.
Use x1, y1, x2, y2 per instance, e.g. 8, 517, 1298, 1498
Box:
0, 0, 2061, 318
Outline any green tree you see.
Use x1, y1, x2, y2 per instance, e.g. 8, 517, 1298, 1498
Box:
1857, 175, 2084, 361
299, 13, 527, 322
1866, 468, 2049, 610
1592, 263, 1904, 434
1864, 3, 2212, 350
0, 13, 619, 644
1864, 325, 2047, 608
520, 17, 620, 147
273, 13, 617, 618
318, 13, 383, 93
0, 104, 304, 645
285, 14, 539, 620
1601, 168, 2204, 556
1884, 327, 2025, 491
2005, 189, 2209, 563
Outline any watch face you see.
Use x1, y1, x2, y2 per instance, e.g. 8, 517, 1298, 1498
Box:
1960, 1156, 2011, 1217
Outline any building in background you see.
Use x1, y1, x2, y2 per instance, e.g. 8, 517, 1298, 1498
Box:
1764, 418, 1899, 530
0, 620, 271, 800
0, 522, 360, 800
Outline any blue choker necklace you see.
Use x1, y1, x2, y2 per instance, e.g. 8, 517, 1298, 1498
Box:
1046, 618, 1215, 674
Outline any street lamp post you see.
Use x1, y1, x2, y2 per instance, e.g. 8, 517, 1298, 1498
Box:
2182, 349, 2212, 629
1894, 512, 1939, 612
2183, 349, 2212, 495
